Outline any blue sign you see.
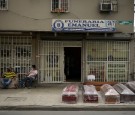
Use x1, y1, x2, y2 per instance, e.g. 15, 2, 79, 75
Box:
52, 19, 116, 32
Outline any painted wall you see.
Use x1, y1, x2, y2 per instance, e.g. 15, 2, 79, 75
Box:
0, 0, 134, 33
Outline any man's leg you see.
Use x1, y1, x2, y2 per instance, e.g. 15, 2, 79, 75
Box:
27, 77, 34, 87
5, 79, 12, 88
1, 78, 6, 88
21, 77, 28, 88
23, 77, 32, 88
1, 78, 8, 88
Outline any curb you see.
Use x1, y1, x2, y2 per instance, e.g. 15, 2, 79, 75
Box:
0, 105, 135, 111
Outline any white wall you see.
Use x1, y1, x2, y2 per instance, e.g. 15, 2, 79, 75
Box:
0, 0, 134, 33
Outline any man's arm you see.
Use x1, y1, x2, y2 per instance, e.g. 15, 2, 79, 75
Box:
11, 72, 17, 78
2, 72, 6, 78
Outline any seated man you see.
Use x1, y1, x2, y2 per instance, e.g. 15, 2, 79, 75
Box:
22, 65, 38, 88
1, 68, 16, 89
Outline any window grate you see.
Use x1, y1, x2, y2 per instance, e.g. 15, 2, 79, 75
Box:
0, 36, 32, 81
38, 41, 64, 83
100, 0, 118, 12
51, 0, 69, 13
0, 0, 8, 10
86, 41, 129, 82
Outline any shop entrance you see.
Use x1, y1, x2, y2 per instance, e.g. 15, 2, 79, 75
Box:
64, 47, 81, 82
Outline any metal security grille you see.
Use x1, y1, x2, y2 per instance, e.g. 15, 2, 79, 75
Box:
51, 0, 69, 12
86, 41, 129, 82
100, 0, 118, 12
0, 0, 8, 10
38, 41, 64, 83
0, 36, 32, 79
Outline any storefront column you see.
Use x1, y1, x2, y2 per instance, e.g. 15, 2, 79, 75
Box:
82, 39, 86, 82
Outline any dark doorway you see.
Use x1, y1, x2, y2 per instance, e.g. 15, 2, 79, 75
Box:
64, 47, 81, 82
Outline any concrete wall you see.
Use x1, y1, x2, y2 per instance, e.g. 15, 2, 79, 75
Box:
130, 38, 135, 80
0, 0, 134, 33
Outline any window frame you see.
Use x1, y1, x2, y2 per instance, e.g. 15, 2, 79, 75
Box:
0, 0, 8, 10
51, 0, 69, 13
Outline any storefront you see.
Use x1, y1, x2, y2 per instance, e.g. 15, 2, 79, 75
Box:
37, 39, 129, 83
0, 19, 131, 83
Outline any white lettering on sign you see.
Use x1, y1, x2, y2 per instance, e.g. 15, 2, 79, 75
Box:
52, 19, 116, 32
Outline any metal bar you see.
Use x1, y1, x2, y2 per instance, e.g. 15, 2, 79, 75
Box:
86, 40, 129, 82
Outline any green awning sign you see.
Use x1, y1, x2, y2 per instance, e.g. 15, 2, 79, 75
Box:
118, 21, 133, 25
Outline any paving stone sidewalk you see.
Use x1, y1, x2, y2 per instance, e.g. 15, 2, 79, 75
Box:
0, 85, 135, 111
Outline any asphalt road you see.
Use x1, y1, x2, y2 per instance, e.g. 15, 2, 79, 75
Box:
0, 111, 135, 115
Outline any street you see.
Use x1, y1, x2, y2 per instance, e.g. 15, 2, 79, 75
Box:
0, 111, 135, 115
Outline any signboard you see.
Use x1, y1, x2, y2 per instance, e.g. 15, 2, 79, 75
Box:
52, 19, 116, 32
118, 20, 133, 25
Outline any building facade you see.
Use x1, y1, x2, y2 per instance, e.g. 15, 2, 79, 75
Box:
0, 0, 134, 83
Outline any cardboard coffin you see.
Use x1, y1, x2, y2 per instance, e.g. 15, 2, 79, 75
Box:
113, 83, 135, 103
100, 84, 120, 104
62, 84, 79, 104
125, 81, 135, 93
83, 85, 98, 103
83, 81, 117, 91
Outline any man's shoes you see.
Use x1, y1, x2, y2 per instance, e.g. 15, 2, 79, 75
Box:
2, 87, 8, 89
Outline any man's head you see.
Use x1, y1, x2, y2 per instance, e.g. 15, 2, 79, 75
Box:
7, 68, 12, 72
32, 65, 36, 69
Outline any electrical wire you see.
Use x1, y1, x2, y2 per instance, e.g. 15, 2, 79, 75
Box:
7, 9, 80, 21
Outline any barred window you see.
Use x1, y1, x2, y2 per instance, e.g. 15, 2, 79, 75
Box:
0, 0, 8, 10
51, 0, 69, 13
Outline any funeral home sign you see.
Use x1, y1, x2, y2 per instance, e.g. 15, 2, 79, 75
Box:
52, 19, 116, 32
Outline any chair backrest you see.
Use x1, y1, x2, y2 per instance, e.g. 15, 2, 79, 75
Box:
34, 74, 38, 80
